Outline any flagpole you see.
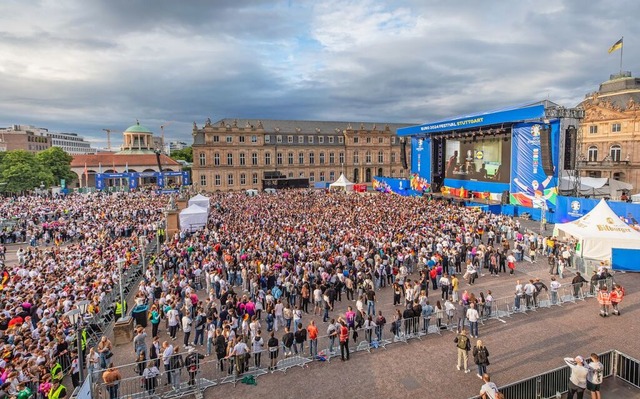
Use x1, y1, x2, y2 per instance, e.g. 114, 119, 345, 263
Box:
620, 36, 623, 75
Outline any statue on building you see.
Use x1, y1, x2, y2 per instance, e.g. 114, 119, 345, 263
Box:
193, 121, 197, 129
167, 194, 177, 211
233, 119, 238, 128
347, 123, 353, 130
219, 120, 226, 128
258, 120, 264, 129
360, 122, 365, 130
206, 118, 212, 127
372, 124, 377, 131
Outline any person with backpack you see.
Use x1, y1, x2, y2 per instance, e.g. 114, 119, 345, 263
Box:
473, 340, 490, 378
184, 348, 205, 387
193, 309, 206, 347
479, 373, 503, 399
454, 329, 471, 373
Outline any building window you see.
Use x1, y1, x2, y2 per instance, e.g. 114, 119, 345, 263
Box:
309, 172, 315, 182
378, 137, 383, 144
226, 136, 233, 143
239, 136, 245, 143
265, 135, 271, 143
288, 172, 293, 178
319, 152, 325, 164
199, 153, 206, 166
277, 135, 282, 143
200, 175, 206, 186
214, 153, 220, 166
338, 137, 344, 144
378, 151, 384, 163
353, 137, 359, 144
228, 173, 234, 185
265, 152, 271, 165
354, 151, 359, 164
366, 150, 372, 164
286, 135, 292, 143
215, 174, 221, 186
251, 135, 257, 143
320, 171, 325, 181
391, 152, 396, 163
309, 152, 315, 164
277, 152, 283, 165
298, 136, 304, 144
339, 152, 345, 164
611, 123, 621, 133
309, 136, 314, 144
588, 146, 598, 162
589, 125, 598, 134
240, 173, 246, 185
610, 145, 622, 162
392, 137, 396, 144
252, 173, 258, 185
227, 153, 233, 166
213, 135, 220, 143
288, 152, 294, 165
252, 153, 258, 166
239, 153, 246, 166
329, 171, 335, 181
329, 152, 335, 164
329, 136, 334, 144
366, 137, 371, 144
319, 136, 324, 144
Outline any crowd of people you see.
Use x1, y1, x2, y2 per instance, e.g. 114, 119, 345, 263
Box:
0, 188, 621, 399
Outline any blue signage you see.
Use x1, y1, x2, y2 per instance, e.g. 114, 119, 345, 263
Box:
397, 104, 546, 136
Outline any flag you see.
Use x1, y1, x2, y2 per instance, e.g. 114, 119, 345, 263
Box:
112, 160, 117, 173
125, 162, 129, 173
608, 38, 623, 54
99, 162, 103, 174
84, 162, 88, 178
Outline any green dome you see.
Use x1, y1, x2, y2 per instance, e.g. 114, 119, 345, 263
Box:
125, 121, 152, 134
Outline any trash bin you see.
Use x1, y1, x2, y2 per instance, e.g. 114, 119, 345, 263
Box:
131, 304, 149, 328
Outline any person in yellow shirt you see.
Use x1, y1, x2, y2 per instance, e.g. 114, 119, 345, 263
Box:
451, 275, 460, 301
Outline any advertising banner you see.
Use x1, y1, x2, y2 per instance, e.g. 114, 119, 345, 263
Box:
411, 137, 431, 183
509, 122, 559, 209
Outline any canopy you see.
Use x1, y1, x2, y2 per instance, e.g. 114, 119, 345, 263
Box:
188, 194, 210, 210
246, 189, 258, 197
179, 204, 208, 232
329, 173, 354, 192
558, 174, 632, 198
631, 193, 640, 203
554, 199, 640, 260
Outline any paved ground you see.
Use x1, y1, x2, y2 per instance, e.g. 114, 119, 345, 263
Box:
6, 216, 638, 399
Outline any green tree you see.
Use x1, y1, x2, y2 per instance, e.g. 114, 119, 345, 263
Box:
170, 146, 192, 163
35, 147, 75, 185
0, 150, 54, 193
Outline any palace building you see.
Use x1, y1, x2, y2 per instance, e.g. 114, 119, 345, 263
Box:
191, 119, 413, 191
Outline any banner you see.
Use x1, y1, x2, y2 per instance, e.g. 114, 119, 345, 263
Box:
509, 122, 559, 209
411, 137, 431, 183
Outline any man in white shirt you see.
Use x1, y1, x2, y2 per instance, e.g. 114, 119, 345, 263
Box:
549, 277, 561, 305
524, 280, 536, 309
565, 356, 588, 398
466, 303, 480, 338
479, 373, 500, 399
514, 280, 524, 311
167, 306, 179, 340
182, 312, 193, 349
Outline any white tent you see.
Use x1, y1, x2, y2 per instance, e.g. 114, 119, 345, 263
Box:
329, 173, 354, 192
554, 199, 640, 260
559, 175, 632, 198
631, 193, 640, 203
179, 204, 208, 232
188, 194, 210, 210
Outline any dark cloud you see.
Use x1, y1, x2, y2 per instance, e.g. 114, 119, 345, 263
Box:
0, 0, 638, 147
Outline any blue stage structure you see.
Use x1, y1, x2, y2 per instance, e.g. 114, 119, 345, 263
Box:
95, 170, 190, 191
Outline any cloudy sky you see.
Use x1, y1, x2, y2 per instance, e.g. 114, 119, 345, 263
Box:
0, 0, 637, 148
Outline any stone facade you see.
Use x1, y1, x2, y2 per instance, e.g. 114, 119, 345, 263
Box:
191, 119, 413, 191
578, 73, 640, 193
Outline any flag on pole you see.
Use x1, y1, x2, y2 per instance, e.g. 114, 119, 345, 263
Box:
125, 162, 129, 173
112, 160, 117, 173
608, 37, 623, 54
84, 162, 88, 180
99, 162, 103, 174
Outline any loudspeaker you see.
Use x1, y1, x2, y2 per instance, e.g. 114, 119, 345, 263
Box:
539, 126, 553, 175
434, 138, 445, 176
563, 125, 577, 170
501, 190, 510, 205
400, 139, 408, 170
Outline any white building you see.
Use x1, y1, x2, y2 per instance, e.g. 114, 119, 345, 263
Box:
48, 132, 95, 155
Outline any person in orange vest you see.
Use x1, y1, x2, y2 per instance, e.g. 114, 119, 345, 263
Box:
597, 285, 611, 317
610, 284, 625, 316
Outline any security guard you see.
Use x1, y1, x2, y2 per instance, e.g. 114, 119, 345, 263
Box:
48, 379, 67, 399
50, 360, 63, 382
114, 299, 127, 320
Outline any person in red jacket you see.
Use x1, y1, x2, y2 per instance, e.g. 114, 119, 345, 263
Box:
338, 318, 349, 361
610, 284, 625, 316
597, 286, 611, 317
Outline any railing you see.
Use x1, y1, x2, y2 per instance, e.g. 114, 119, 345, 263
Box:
468, 350, 640, 399
89, 277, 619, 399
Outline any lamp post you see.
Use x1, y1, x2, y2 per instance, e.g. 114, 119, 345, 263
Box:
64, 299, 90, 383
117, 258, 126, 322
139, 236, 146, 276
540, 201, 547, 234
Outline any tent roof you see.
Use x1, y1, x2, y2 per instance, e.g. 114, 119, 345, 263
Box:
180, 204, 208, 215
329, 173, 354, 187
190, 194, 209, 201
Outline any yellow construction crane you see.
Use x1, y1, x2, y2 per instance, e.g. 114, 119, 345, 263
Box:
102, 128, 113, 151
160, 121, 174, 153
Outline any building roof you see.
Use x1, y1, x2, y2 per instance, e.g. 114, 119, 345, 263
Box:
125, 121, 153, 134
71, 153, 180, 168
582, 75, 640, 111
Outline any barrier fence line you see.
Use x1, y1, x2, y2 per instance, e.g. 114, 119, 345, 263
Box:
90, 277, 617, 399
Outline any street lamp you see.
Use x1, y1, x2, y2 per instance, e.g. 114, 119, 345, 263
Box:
116, 258, 126, 322
139, 236, 146, 276
64, 299, 90, 383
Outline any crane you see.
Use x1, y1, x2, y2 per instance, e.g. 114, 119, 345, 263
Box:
102, 128, 113, 151
160, 121, 174, 154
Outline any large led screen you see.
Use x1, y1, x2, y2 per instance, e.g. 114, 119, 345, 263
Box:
444, 137, 511, 184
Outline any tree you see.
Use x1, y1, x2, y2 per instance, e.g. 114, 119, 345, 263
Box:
0, 150, 54, 193
170, 146, 192, 163
35, 147, 75, 185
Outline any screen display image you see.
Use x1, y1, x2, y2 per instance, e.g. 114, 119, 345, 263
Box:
444, 136, 511, 183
